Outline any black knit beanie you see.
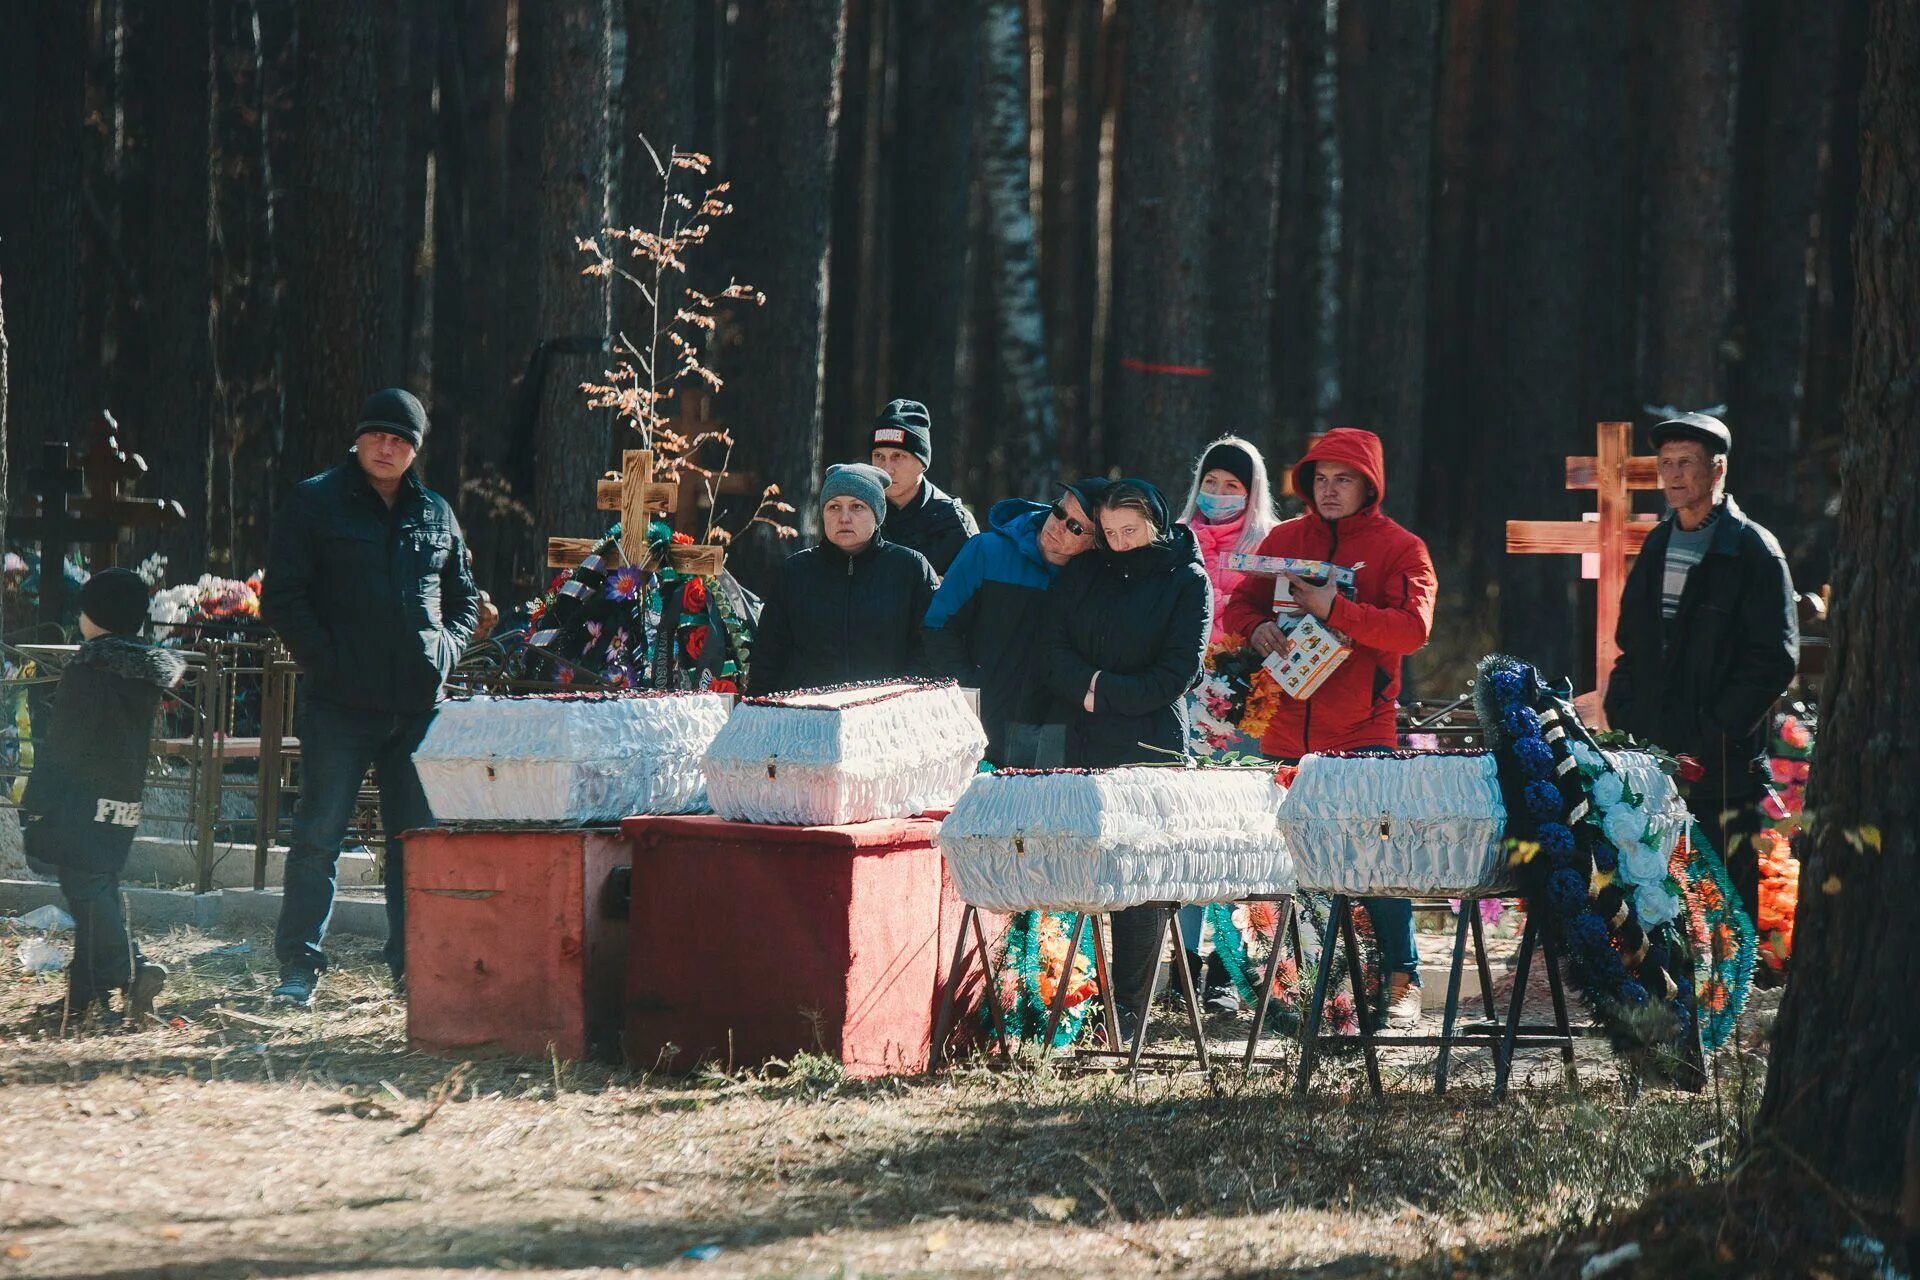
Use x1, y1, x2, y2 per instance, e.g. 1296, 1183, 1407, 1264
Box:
356, 388, 429, 449
871, 399, 933, 467
78, 567, 150, 637
1200, 440, 1257, 493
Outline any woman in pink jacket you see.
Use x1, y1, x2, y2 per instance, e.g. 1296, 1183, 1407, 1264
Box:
1173, 435, 1279, 1013
1176, 436, 1281, 640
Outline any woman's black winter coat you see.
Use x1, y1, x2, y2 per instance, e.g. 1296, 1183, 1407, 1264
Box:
1044, 524, 1211, 768
21, 636, 187, 874
749, 534, 939, 695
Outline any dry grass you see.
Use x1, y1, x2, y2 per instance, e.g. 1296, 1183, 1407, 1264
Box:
0, 922, 1854, 1280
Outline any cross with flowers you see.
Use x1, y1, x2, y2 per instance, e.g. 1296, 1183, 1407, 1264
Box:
545, 448, 722, 577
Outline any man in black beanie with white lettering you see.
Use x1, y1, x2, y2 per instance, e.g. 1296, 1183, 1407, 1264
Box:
263, 388, 478, 1006
868, 398, 977, 577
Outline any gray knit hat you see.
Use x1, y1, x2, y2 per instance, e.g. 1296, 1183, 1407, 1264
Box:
820, 462, 891, 526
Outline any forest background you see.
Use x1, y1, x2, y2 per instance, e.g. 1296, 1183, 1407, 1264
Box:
0, 0, 1864, 695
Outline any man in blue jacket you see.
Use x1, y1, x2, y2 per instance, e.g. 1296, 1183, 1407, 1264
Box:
925, 478, 1107, 765
264, 389, 478, 1005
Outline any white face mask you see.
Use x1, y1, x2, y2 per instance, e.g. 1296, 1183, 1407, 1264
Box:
1194, 491, 1247, 521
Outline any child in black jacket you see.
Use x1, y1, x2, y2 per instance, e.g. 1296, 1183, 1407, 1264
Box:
21, 568, 185, 1026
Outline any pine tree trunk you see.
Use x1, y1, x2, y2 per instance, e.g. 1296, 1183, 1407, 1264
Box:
1036, 0, 1105, 474
1637, 0, 1737, 412
980, 0, 1055, 495
1490, 1, 1611, 682
1271, 0, 1335, 457
1210, 0, 1286, 460
0, 273, 10, 557
400, 0, 438, 392
721, 0, 847, 589
1423, 0, 1515, 571
821, 0, 884, 467
452, 0, 516, 585
282, 0, 409, 484
18, 0, 88, 471
1108, 0, 1214, 494
1335, 0, 1439, 525
1727, 0, 1841, 554
134, 0, 216, 571
889, 0, 978, 466
524, 0, 614, 546
210, 0, 294, 573
1758, 0, 1920, 1202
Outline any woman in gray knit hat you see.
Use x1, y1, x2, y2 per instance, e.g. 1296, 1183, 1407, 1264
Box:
748, 463, 940, 695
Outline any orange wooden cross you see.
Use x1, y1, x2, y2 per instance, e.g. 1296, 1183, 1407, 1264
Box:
1505, 421, 1662, 692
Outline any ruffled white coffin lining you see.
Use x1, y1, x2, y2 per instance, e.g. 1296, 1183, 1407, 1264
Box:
939, 766, 1294, 912
1278, 753, 1515, 895
702, 681, 987, 825
413, 693, 733, 823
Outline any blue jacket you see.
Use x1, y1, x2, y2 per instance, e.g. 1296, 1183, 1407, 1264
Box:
925, 500, 1062, 761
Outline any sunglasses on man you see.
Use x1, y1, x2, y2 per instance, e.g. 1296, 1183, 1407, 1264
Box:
1049, 503, 1090, 537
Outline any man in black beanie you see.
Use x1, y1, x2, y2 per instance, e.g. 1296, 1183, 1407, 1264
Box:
262, 387, 477, 1005
868, 397, 977, 577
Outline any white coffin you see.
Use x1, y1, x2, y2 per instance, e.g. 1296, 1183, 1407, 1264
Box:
701, 680, 987, 825
938, 766, 1294, 912
1277, 752, 1514, 896
413, 691, 732, 824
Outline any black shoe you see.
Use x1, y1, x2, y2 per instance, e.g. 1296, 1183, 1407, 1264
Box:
273, 968, 319, 1008
126, 962, 168, 1021
1202, 952, 1242, 1015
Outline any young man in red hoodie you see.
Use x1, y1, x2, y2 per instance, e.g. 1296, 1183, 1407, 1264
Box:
1222, 427, 1438, 1028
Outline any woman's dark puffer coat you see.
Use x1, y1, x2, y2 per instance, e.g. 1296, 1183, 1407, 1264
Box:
749, 534, 939, 695
1044, 522, 1211, 768
22, 636, 186, 874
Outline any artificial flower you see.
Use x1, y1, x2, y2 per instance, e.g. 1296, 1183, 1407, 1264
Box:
1603, 804, 1647, 854
606, 565, 646, 602
682, 576, 708, 612
1675, 754, 1706, 783
684, 624, 711, 661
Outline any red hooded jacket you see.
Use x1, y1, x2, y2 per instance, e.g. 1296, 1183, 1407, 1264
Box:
1221, 428, 1436, 759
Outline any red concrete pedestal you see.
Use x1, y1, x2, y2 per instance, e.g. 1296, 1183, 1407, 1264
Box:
622, 814, 997, 1077
404, 827, 629, 1061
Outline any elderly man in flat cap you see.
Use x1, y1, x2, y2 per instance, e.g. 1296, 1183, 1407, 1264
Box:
1605, 412, 1797, 923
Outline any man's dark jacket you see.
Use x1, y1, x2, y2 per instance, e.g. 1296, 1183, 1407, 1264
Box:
1044, 523, 1211, 769
1604, 495, 1797, 798
264, 458, 479, 712
925, 499, 1064, 762
883, 477, 977, 577
22, 637, 187, 874
749, 534, 938, 695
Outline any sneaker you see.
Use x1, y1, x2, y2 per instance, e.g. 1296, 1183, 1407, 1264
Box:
1202, 953, 1242, 1015
273, 968, 319, 1008
1385, 973, 1423, 1029
126, 962, 168, 1021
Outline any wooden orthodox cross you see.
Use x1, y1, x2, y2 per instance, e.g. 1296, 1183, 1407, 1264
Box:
664, 387, 760, 542
1504, 420, 1661, 694
544, 442, 725, 577
15, 413, 186, 625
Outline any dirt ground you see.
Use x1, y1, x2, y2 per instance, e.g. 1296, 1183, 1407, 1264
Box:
0, 920, 1797, 1280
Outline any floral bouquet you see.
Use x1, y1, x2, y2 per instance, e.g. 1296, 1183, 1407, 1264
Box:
1754, 704, 1813, 973
149, 572, 264, 642
517, 519, 752, 693
1189, 635, 1282, 755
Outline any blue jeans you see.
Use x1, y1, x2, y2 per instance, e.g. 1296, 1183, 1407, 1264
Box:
276, 700, 436, 976
1363, 896, 1419, 985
